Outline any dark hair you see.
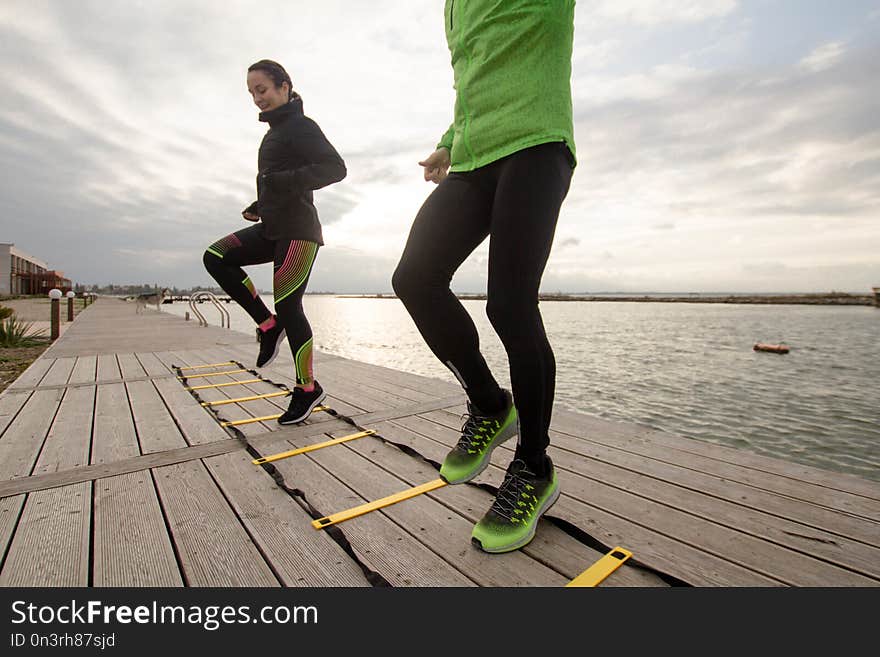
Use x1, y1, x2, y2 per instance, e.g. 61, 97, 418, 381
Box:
248, 59, 293, 99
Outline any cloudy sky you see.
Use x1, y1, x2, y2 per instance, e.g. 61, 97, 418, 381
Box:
1, 0, 878, 294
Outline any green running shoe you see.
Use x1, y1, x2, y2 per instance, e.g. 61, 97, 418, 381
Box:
439, 391, 518, 485
471, 457, 560, 554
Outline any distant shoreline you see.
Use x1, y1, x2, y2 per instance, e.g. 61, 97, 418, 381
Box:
331, 292, 876, 306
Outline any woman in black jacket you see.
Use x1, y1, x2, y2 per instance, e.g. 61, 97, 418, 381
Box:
203, 59, 346, 424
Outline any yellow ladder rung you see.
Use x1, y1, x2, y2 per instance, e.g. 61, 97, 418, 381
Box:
312, 478, 447, 529
221, 406, 329, 427
177, 369, 249, 379
253, 430, 377, 465
202, 391, 290, 407
177, 361, 237, 371
186, 379, 262, 391
566, 547, 633, 587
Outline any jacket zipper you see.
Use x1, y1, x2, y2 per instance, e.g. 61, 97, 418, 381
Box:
450, 0, 454, 30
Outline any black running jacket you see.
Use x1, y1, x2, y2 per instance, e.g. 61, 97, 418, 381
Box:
243, 93, 346, 244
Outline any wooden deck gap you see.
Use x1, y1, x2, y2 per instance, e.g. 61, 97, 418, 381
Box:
0, 390, 35, 442
0, 493, 28, 576
8, 373, 181, 393
27, 387, 71, 478
146, 466, 192, 587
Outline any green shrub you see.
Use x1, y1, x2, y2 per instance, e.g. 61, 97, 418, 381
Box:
0, 315, 48, 347
0, 305, 12, 321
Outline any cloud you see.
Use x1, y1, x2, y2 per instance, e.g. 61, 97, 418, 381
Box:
799, 41, 846, 73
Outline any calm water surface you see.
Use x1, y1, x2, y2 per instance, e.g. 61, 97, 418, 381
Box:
167, 295, 880, 482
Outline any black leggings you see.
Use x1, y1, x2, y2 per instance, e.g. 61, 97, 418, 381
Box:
393, 141, 573, 465
203, 224, 318, 385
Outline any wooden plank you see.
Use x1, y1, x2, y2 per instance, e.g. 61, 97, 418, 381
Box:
0, 483, 90, 586
312, 351, 460, 399
0, 397, 472, 499
548, 409, 880, 523
0, 361, 75, 564
93, 472, 183, 586
0, 495, 24, 561
5, 355, 55, 391
0, 388, 32, 438
383, 414, 779, 586
0, 359, 75, 482
97, 353, 121, 381
202, 450, 369, 586
397, 413, 877, 586
0, 358, 96, 585
553, 407, 880, 502
92, 355, 182, 587
321, 356, 444, 401
0, 440, 244, 498
151, 460, 280, 586
70, 355, 97, 385
39, 357, 81, 388
5, 374, 179, 394
32, 387, 95, 474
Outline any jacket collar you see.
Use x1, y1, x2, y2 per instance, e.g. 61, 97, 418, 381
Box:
259, 93, 303, 126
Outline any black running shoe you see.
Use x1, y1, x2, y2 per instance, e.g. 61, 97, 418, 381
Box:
278, 381, 326, 425
471, 456, 560, 554
256, 318, 285, 368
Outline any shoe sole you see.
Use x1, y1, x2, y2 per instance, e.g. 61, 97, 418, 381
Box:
256, 328, 286, 368
440, 418, 518, 485
471, 484, 561, 554
277, 389, 327, 426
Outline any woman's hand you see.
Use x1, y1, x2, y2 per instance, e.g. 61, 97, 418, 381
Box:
419, 148, 451, 184
242, 211, 260, 222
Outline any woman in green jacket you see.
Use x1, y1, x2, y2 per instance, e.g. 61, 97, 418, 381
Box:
393, 0, 577, 554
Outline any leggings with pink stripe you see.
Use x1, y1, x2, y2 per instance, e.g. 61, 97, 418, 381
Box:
203, 224, 318, 384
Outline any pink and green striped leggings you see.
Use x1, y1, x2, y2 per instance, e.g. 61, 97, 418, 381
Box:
203, 225, 318, 385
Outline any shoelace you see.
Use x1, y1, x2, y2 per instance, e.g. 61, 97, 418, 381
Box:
457, 412, 497, 453
490, 464, 538, 523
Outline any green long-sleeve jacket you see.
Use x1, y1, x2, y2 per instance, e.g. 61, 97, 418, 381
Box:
437, 0, 577, 172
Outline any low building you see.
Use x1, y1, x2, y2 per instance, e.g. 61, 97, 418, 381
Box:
0, 243, 72, 296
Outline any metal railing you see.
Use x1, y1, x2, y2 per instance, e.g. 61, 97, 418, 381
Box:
188, 291, 231, 328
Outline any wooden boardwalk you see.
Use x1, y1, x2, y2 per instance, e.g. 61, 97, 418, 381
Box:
0, 297, 877, 587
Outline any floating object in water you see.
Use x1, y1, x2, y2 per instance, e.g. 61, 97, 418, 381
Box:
754, 343, 790, 354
